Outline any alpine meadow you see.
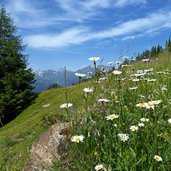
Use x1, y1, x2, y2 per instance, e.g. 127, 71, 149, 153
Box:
1, 1, 171, 171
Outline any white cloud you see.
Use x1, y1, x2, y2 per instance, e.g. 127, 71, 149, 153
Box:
24, 10, 171, 49
5, 0, 148, 28
24, 27, 90, 48
53, 0, 112, 22
6, 0, 60, 28
114, 0, 147, 8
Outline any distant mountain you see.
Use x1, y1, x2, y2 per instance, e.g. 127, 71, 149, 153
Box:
34, 65, 110, 92
34, 69, 78, 92
76, 65, 110, 75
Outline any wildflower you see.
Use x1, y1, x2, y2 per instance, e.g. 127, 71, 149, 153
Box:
95, 164, 104, 171
98, 99, 110, 103
118, 133, 129, 142
43, 104, 50, 108
106, 114, 119, 120
168, 118, 171, 123
144, 68, 153, 73
146, 79, 157, 82
154, 155, 162, 161
132, 78, 140, 82
150, 100, 161, 105
60, 103, 73, 109
99, 77, 107, 81
136, 102, 146, 108
138, 123, 145, 127
75, 73, 86, 78
83, 88, 93, 93
129, 87, 138, 90
112, 70, 122, 75
114, 124, 117, 127
145, 101, 155, 110
130, 125, 139, 131
71, 135, 84, 143
89, 57, 100, 61
134, 73, 146, 77
142, 58, 149, 62
140, 118, 149, 122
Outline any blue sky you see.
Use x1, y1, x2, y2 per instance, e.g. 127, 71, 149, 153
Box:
1, 0, 171, 71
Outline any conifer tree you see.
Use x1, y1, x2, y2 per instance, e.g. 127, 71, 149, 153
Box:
0, 7, 35, 125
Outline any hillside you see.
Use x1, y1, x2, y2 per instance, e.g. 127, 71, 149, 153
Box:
0, 51, 171, 170
0, 81, 92, 170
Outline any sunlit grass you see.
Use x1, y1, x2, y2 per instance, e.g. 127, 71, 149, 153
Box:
54, 52, 171, 170
0, 52, 171, 170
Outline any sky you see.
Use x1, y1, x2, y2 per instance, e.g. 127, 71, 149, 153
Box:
1, 0, 171, 71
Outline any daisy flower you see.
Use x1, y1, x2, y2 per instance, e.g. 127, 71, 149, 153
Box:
95, 164, 104, 171
150, 100, 161, 105
142, 58, 149, 62
132, 79, 140, 82
136, 102, 147, 108
75, 73, 86, 78
118, 133, 129, 142
145, 101, 155, 110
130, 125, 139, 132
138, 123, 145, 127
98, 99, 110, 103
129, 87, 138, 90
89, 57, 100, 61
140, 118, 149, 122
42, 104, 50, 108
168, 118, 171, 123
83, 88, 93, 93
112, 70, 122, 75
154, 155, 162, 161
106, 114, 119, 120
71, 135, 84, 143
60, 103, 73, 109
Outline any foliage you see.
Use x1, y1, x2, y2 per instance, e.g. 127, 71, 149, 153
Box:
0, 7, 35, 125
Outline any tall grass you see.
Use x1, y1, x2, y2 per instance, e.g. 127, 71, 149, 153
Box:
54, 53, 171, 170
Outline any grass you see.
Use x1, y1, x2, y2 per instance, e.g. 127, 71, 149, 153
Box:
0, 80, 91, 170
0, 51, 171, 170
52, 51, 171, 170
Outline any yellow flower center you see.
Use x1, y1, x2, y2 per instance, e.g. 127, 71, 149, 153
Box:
140, 103, 145, 107
75, 137, 81, 141
109, 115, 116, 119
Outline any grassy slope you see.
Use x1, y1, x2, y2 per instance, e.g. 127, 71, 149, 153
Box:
0, 51, 171, 170
0, 80, 91, 170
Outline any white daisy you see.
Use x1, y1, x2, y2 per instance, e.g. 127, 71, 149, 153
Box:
60, 103, 73, 109
112, 70, 122, 75
118, 133, 129, 142
89, 57, 100, 61
130, 125, 139, 132
106, 114, 119, 120
71, 135, 84, 143
154, 155, 162, 161
95, 164, 104, 171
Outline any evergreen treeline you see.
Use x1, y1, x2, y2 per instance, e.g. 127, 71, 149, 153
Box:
136, 38, 171, 61
0, 7, 35, 126
121, 37, 171, 66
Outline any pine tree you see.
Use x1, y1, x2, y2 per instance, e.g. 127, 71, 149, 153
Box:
0, 7, 35, 126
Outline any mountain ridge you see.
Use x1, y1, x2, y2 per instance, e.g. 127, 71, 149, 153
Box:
34, 65, 110, 92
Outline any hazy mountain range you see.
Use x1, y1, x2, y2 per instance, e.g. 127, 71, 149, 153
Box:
34, 65, 110, 92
